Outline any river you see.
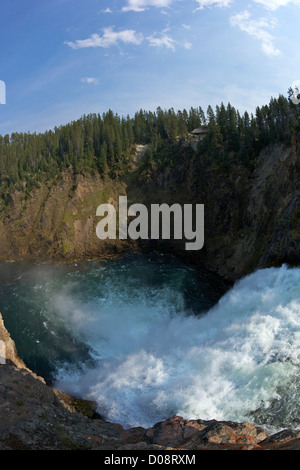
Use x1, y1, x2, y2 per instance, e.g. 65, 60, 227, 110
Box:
0, 254, 299, 433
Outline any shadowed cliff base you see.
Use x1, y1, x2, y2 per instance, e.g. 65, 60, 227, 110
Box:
0, 117, 299, 451
0, 140, 298, 283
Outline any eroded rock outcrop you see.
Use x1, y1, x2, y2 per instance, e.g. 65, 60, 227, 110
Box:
134, 142, 300, 281
1, 313, 300, 451
0, 142, 298, 283
0, 141, 299, 450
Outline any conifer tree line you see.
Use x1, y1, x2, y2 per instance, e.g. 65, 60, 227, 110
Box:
0, 93, 299, 205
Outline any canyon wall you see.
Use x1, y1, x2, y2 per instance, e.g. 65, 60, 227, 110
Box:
0, 141, 298, 282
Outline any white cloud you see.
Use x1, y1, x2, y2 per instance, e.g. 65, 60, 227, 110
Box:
65, 27, 144, 49
103, 7, 113, 13
122, 0, 300, 13
146, 29, 193, 51
81, 77, 99, 85
230, 10, 281, 57
252, 0, 300, 10
194, 0, 233, 9
193, 0, 300, 11
122, 0, 174, 12
147, 31, 176, 50
66, 26, 190, 54
194, 0, 300, 10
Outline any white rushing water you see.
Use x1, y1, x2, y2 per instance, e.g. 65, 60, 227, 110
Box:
52, 264, 300, 431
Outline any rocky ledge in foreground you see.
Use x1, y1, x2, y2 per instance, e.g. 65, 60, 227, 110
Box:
1, 313, 300, 451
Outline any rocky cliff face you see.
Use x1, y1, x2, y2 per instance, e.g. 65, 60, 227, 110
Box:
132, 141, 299, 281
0, 173, 133, 262
0, 142, 299, 451
1, 312, 300, 451
0, 142, 298, 282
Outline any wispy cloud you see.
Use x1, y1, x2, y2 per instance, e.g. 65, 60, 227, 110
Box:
146, 28, 192, 51
147, 31, 176, 50
65, 27, 143, 49
81, 77, 99, 85
122, 0, 174, 12
65, 26, 190, 54
230, 10, 281, 57
193, 0, 300, 11
194, 0, 233, 9
252, 0, 300, 10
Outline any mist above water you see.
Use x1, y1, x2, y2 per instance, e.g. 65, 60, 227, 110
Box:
0, 256, 299, 432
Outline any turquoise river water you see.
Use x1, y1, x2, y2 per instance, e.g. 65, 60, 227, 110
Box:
0, 254, 299, 432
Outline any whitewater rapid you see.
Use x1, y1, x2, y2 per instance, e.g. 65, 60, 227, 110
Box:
51, 263, 300, 432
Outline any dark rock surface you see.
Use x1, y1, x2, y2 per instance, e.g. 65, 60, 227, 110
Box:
1, 313, 300, 451
0, 141, 298, 451
0, 142, 298, 283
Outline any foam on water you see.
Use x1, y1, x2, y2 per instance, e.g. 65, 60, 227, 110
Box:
0, 257, 299, 431
53, 263, 300, 431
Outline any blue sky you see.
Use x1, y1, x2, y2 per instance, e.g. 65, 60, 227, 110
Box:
0, 0, 299, 135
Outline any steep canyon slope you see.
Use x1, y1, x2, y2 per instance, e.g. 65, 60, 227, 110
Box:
0, 138, 299, 451
0, 140, 298, 282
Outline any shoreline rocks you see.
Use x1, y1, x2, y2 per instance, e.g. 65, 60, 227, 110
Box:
1, 312, 300, 451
